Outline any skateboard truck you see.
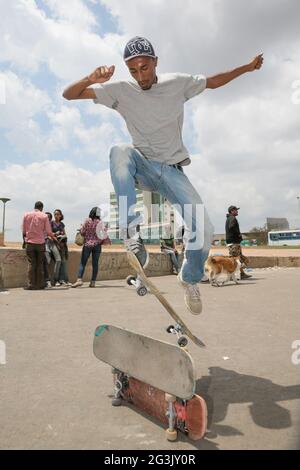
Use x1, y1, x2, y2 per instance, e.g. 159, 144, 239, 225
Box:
126, 275, 148, 296
165, 394, 178, 441
111, 368, 128, 407
166, 324, 188, 348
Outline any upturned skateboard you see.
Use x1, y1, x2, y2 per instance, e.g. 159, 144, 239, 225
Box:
127, 251, 205, 348
93, 324, 207, 441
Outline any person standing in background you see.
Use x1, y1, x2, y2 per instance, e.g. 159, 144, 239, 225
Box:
160, 234, 179, 274
22, 201, 55, 290
72, 207, 108, 288
51, 209, 69, 287
225, 205, 251, 280
43, 211, 53, 288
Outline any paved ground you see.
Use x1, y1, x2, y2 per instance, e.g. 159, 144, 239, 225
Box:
0, 267, 300, 450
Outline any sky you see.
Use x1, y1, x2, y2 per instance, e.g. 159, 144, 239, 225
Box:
0, 0, 300, 241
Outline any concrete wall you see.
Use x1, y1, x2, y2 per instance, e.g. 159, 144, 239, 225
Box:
1, 247, 300, 289
0, 248, 180, 289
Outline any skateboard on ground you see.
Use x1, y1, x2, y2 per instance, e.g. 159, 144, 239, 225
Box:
126, 251, 205, 348
93, 324, 207, 441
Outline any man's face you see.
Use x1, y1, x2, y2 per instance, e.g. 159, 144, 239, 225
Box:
126, 56, 158, 90
231, 209, 238, 216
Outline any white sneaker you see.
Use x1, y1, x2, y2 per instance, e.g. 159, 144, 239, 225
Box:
45, 281, 52, 289
55, 282, 61, 287
72, 279, 83, 288
200, 275, 210, 284
177, 271, 202, 315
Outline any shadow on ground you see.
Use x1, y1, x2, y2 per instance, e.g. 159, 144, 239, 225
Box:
195, 367, 300, 448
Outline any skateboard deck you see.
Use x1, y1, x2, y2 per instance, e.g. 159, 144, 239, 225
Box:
118, 375, 207, 441
127, 251, 205, 348
93, 324, 195, 399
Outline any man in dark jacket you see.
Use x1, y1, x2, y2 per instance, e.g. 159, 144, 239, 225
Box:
225, 205, 251, 279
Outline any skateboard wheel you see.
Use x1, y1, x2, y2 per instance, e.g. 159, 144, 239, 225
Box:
112, 397, 122, 406
137, 286, 147, 296
166, 428, 177, 441
166, 325, 175, 333
126, 275, 136, 286
165, 393, 176, 403
178, 336, 188, 347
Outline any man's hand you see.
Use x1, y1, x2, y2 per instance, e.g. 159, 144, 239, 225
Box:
62, 65, 115, 100
247, 53, 264, 72
88, 65, 115, 84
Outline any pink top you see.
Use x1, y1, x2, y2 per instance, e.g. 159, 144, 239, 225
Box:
23, 210, 52, 244
81, 218, 108, 248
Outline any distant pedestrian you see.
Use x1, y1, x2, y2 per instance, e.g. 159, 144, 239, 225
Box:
225, 205, 251, 279
43, 211, 53, 288
72, 207, 109, 288
52, 209, 69, 286
22, 201, 55, 290
160, 234, 179, 274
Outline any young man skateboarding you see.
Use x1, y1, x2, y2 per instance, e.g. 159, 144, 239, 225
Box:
63, 36, 263, 314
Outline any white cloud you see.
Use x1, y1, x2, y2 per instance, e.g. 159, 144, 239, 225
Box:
0, 160, 113, 241
0, 0, 125, 80
43, 0, 97, 30
0, 70, 51, 128
0, 71, 124, 161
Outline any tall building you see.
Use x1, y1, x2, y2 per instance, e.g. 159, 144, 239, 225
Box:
109, 189, 175, 242
266, 218, 289, 231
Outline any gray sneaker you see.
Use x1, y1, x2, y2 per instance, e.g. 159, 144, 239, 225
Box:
125, 235, 148, 268
177, 271, 202, 315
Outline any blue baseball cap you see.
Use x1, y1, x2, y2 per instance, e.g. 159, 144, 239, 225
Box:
123, 36, 156, 62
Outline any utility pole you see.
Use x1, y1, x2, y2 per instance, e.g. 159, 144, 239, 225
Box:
0, 198, 11, 246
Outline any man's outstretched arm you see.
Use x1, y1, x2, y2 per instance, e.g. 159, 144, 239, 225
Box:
62, 65, 115, 100
206, 54, 263, 89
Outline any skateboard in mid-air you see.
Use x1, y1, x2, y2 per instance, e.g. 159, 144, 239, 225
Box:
93, 324, 207, 441
126, 251, 205, 348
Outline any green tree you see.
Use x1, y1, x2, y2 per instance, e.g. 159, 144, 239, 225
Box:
247, 226, 268, 245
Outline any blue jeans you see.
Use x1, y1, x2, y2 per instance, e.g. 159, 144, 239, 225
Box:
47, 243, 61, 282
59, 259, 69, 282
78, 244, 102, 281
110, 144, 214, 284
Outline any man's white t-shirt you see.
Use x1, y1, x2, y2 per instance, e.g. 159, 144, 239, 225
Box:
93, 73, 206, 166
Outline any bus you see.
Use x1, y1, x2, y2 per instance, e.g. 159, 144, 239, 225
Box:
268, 229, 300, 246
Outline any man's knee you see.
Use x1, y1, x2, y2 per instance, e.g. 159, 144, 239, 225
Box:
110, 144, 137, 180
109, 144, 134, 163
